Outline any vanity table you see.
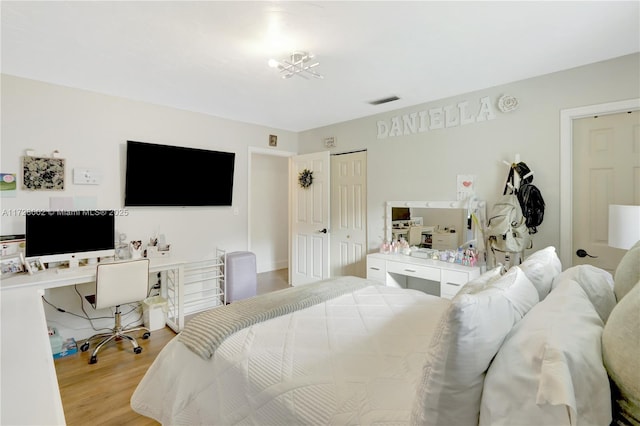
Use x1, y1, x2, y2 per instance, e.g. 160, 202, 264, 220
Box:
366, 252, 481, 299
375, 199, 486, 298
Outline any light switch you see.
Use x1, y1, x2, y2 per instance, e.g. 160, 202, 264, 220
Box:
73, 168, 102, 185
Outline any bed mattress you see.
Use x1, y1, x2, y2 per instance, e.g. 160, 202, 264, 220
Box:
131, 280, 450, 425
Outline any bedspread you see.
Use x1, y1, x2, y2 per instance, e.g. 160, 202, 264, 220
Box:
179, 277, 375, 359
131, 278, 451, 425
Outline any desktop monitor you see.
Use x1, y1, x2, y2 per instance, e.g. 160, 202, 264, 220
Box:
25, 210, 115, 265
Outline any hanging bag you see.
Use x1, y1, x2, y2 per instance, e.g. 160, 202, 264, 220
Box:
486, 192, 531, 253
512, 162, 546, 234
486, 166, 531, 253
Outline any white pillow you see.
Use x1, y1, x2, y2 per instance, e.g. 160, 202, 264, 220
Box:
613, 242, 640, 301
554, 264, 615, 323
520, 246, 562, 300
602, 280, 640, 424
480, 279, 611, 426
411, 266, 538, 426
457, 265, 503, 295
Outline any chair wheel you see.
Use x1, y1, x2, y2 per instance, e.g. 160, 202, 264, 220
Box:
80, 342, 90, 352
143, 332, 150, 339
134, 347, 142, 354
89, 355, 97, 364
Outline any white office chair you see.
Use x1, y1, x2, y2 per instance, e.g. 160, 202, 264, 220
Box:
80, 259, 151, 364
407, 226, 423, 247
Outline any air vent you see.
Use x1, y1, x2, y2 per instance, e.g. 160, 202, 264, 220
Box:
369, 95, 400, 106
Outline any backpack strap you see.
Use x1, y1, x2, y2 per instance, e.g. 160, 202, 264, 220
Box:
503, 165, 516, 195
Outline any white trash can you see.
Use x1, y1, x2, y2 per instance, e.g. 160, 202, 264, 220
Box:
142, 296, 168, 331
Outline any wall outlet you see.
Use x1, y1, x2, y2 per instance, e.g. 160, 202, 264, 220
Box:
73, 168, 102, 185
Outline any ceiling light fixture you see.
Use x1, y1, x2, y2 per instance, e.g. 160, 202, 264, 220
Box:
268, 51, 323, 80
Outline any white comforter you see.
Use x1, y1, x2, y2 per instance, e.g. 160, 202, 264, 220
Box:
131, 282, 450, 425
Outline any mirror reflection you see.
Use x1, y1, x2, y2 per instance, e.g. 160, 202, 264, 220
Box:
385, 200, 485, 251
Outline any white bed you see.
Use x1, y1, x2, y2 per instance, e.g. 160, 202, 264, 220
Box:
131, 278, 450, 424
131, 245, 640, 426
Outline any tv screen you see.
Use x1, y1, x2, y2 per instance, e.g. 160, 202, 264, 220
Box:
124, 140, 235, 206
392, 207, 411, 221
25, 210, 115, 262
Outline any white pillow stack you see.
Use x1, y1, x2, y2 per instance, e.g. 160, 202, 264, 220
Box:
480, 271, 612, 426
411, 266, 539, 426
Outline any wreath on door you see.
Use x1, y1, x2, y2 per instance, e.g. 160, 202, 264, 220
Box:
298, 169, 313, 188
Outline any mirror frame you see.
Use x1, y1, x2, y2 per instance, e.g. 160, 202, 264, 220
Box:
385, 199, 486, 245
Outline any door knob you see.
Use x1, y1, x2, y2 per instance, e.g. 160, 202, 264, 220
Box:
576, 249, 597, 258
318, 228, 328, 234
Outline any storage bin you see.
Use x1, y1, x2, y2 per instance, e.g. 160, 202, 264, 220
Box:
226, 251, 257, 302
142, 296, 168, 331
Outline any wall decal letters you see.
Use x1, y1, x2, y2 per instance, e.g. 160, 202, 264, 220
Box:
376, 95, 499, 139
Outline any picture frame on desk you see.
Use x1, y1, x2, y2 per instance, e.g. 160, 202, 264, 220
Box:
25, 257, 46, 274
1, 253, 27, 276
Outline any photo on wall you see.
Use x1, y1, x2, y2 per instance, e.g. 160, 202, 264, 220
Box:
0, 173, 17, 197
22, 156, 65, 190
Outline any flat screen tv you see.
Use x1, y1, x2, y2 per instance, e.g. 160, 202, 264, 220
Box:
392, 207, 411, 221
25, 210, 115, 264
124, 140, 235, 207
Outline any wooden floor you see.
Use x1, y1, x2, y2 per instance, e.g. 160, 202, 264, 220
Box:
54, 268, 290, 425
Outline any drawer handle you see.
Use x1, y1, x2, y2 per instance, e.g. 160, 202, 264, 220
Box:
370, 267, 381, 271
447, 283, 461, 287
404, 269, 417, 273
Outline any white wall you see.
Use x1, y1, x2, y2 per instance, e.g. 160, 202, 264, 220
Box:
250, 153, 289, 273
1, 74, 298, 260
0, 74, 298, 339
298, 53, 640, 259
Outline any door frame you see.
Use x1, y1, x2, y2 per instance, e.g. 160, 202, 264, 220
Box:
247, 147, 296, 254
559, 98, 640, 268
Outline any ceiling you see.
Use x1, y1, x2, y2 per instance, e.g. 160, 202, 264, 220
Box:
2, 1, 639, 132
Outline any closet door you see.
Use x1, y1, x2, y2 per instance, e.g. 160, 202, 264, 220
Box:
290, 151, 330, 286
330, 151, 367, 278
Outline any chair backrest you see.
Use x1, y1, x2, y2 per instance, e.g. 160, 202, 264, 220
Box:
94, 259, 150, 309
407, 226, 423, 246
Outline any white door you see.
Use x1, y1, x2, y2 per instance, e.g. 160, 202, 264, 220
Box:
573, 110, 640, 274
330, 151, 367, 278
290, 151, 330, 286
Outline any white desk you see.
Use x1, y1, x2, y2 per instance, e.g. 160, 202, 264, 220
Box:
366, 253, 481, 299
0, 257, 185, 425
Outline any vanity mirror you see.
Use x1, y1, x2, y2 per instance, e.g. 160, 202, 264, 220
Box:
385, 200, 486, 250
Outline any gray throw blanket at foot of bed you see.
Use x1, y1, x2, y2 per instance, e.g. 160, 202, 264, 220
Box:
178, 276, 378, 359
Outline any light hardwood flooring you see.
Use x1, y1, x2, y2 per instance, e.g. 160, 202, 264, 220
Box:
54, 268, 290, 425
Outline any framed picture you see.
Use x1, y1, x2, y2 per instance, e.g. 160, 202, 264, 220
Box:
269, 134, 277, 147
0, 253, 26, 277
22, 156, 65, 190
26, 258, 47, 274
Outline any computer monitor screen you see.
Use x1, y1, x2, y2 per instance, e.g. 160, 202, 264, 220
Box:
25, 210, 115, 264
392, 207, 411, 221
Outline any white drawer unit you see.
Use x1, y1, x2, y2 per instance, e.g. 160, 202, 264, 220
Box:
366, 253, 480, 299
366, 256, 387, 284
430, 232, 459, 250
441, 269, 471, 299
386, 261, 440, 281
